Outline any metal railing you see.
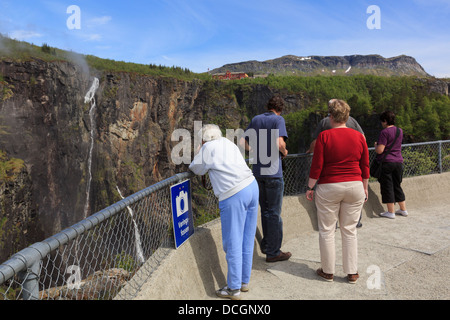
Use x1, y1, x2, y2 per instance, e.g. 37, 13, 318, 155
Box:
1, 140, 449, 300
0, 172, 197, 300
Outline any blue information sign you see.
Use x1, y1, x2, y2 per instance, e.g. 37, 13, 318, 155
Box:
170, 179, 194, 248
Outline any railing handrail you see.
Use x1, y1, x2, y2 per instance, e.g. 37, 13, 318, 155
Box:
0, 139, 449, 294
0, 172, 194, 285
281, 140, 450, 156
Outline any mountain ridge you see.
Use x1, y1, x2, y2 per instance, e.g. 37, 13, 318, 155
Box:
209, 54, 429, 77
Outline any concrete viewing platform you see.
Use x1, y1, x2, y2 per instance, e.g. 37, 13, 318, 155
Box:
130, 173, 450, 300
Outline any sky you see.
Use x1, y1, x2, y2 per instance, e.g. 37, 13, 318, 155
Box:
1, 0, 449, 77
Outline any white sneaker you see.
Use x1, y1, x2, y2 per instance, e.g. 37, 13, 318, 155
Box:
395, 209, 408, 216
380, 212, 395, 219
216, 286, 241, 300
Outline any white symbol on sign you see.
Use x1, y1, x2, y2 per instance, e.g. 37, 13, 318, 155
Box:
176, 190, 189, 217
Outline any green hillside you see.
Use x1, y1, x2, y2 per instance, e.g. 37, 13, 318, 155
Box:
1, 34, 449, 148
0, 34, 210, 81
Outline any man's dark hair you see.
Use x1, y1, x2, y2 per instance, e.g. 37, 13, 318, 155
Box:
380, 110, 396, 125
267, 95, 284, 113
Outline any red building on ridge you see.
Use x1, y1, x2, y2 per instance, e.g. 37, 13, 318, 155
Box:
212, 71, 249, 80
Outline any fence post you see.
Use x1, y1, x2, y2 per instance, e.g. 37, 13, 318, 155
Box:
19, 260, 40, 300
438, 141, 443, 174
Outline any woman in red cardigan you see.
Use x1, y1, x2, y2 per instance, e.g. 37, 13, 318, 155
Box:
306, 99, 370, 284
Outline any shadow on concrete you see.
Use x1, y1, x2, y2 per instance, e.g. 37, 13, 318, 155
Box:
255, 227, 264, 253
132, 173, 450, 300
271, 260, 318, 280
190, 226, 226, 298
364, 184, 385, 218
297, 195, 319, 231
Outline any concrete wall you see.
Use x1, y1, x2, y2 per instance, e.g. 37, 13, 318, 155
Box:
131, 172, 450, 300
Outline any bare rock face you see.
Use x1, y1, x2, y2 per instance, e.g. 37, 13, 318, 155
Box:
0, 162, 42, 261
0, 59, 92, 260
0, 58, 253, 260
39, 268, 131, 300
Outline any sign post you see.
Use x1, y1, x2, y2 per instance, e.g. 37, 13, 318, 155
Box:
170, 179, 194, 248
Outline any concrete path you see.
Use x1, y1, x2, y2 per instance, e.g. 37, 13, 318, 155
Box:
131, 173, 450, 300
244, 205, 449, 300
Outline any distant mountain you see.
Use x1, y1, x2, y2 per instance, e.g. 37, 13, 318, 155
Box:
209, 54, 429, 77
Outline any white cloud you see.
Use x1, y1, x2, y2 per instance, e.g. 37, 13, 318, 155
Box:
88, 16, 112, 27
412, 0, 450, 8
10, 30, 42, 40
95, 45, 112, 50
80, 34, 102, 42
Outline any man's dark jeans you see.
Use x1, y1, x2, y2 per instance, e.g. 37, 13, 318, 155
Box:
256, 177, 284, 258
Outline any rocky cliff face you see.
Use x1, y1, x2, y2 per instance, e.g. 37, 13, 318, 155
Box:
0, 163, 42, 259
210, 54, 430, 77
0, 58, 258, 261
0, 56, 448, 262
1, 59, 91, 260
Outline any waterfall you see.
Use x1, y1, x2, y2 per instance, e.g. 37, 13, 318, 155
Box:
116, 186, 145, 264
83, 77, 99, 218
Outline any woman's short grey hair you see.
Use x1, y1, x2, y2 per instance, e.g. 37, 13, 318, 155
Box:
328, 99, 350, 123
200, 124, 222, 142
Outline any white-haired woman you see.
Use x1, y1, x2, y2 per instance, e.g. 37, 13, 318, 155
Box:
189, 124, 259, 300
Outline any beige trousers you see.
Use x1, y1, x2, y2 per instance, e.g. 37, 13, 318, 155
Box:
315, 181, 365, 275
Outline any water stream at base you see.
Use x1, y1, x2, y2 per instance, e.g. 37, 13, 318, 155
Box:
116, 186, 146, 264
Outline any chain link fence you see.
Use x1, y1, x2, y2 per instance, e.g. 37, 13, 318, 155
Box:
1, 140, 449, 300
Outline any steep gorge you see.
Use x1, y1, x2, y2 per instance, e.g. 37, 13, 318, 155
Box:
0, 58, 257, 261
0, 57, 449, 262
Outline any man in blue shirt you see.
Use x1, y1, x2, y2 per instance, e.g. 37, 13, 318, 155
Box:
240, 95, 291, 262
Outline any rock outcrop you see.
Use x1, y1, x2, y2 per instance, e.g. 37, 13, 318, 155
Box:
210, 54, 430, 77
0, 58, 253, 261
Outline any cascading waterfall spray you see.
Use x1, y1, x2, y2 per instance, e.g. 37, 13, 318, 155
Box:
83, 77, 99, 218
116, 186, 145, 264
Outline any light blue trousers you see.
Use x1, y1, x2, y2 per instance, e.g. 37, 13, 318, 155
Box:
219, 180, 259, 290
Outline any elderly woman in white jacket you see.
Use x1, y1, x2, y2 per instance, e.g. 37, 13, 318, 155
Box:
189, 124, 259, 300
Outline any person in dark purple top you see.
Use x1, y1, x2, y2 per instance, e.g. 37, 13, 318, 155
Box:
374, 111, 408, 219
